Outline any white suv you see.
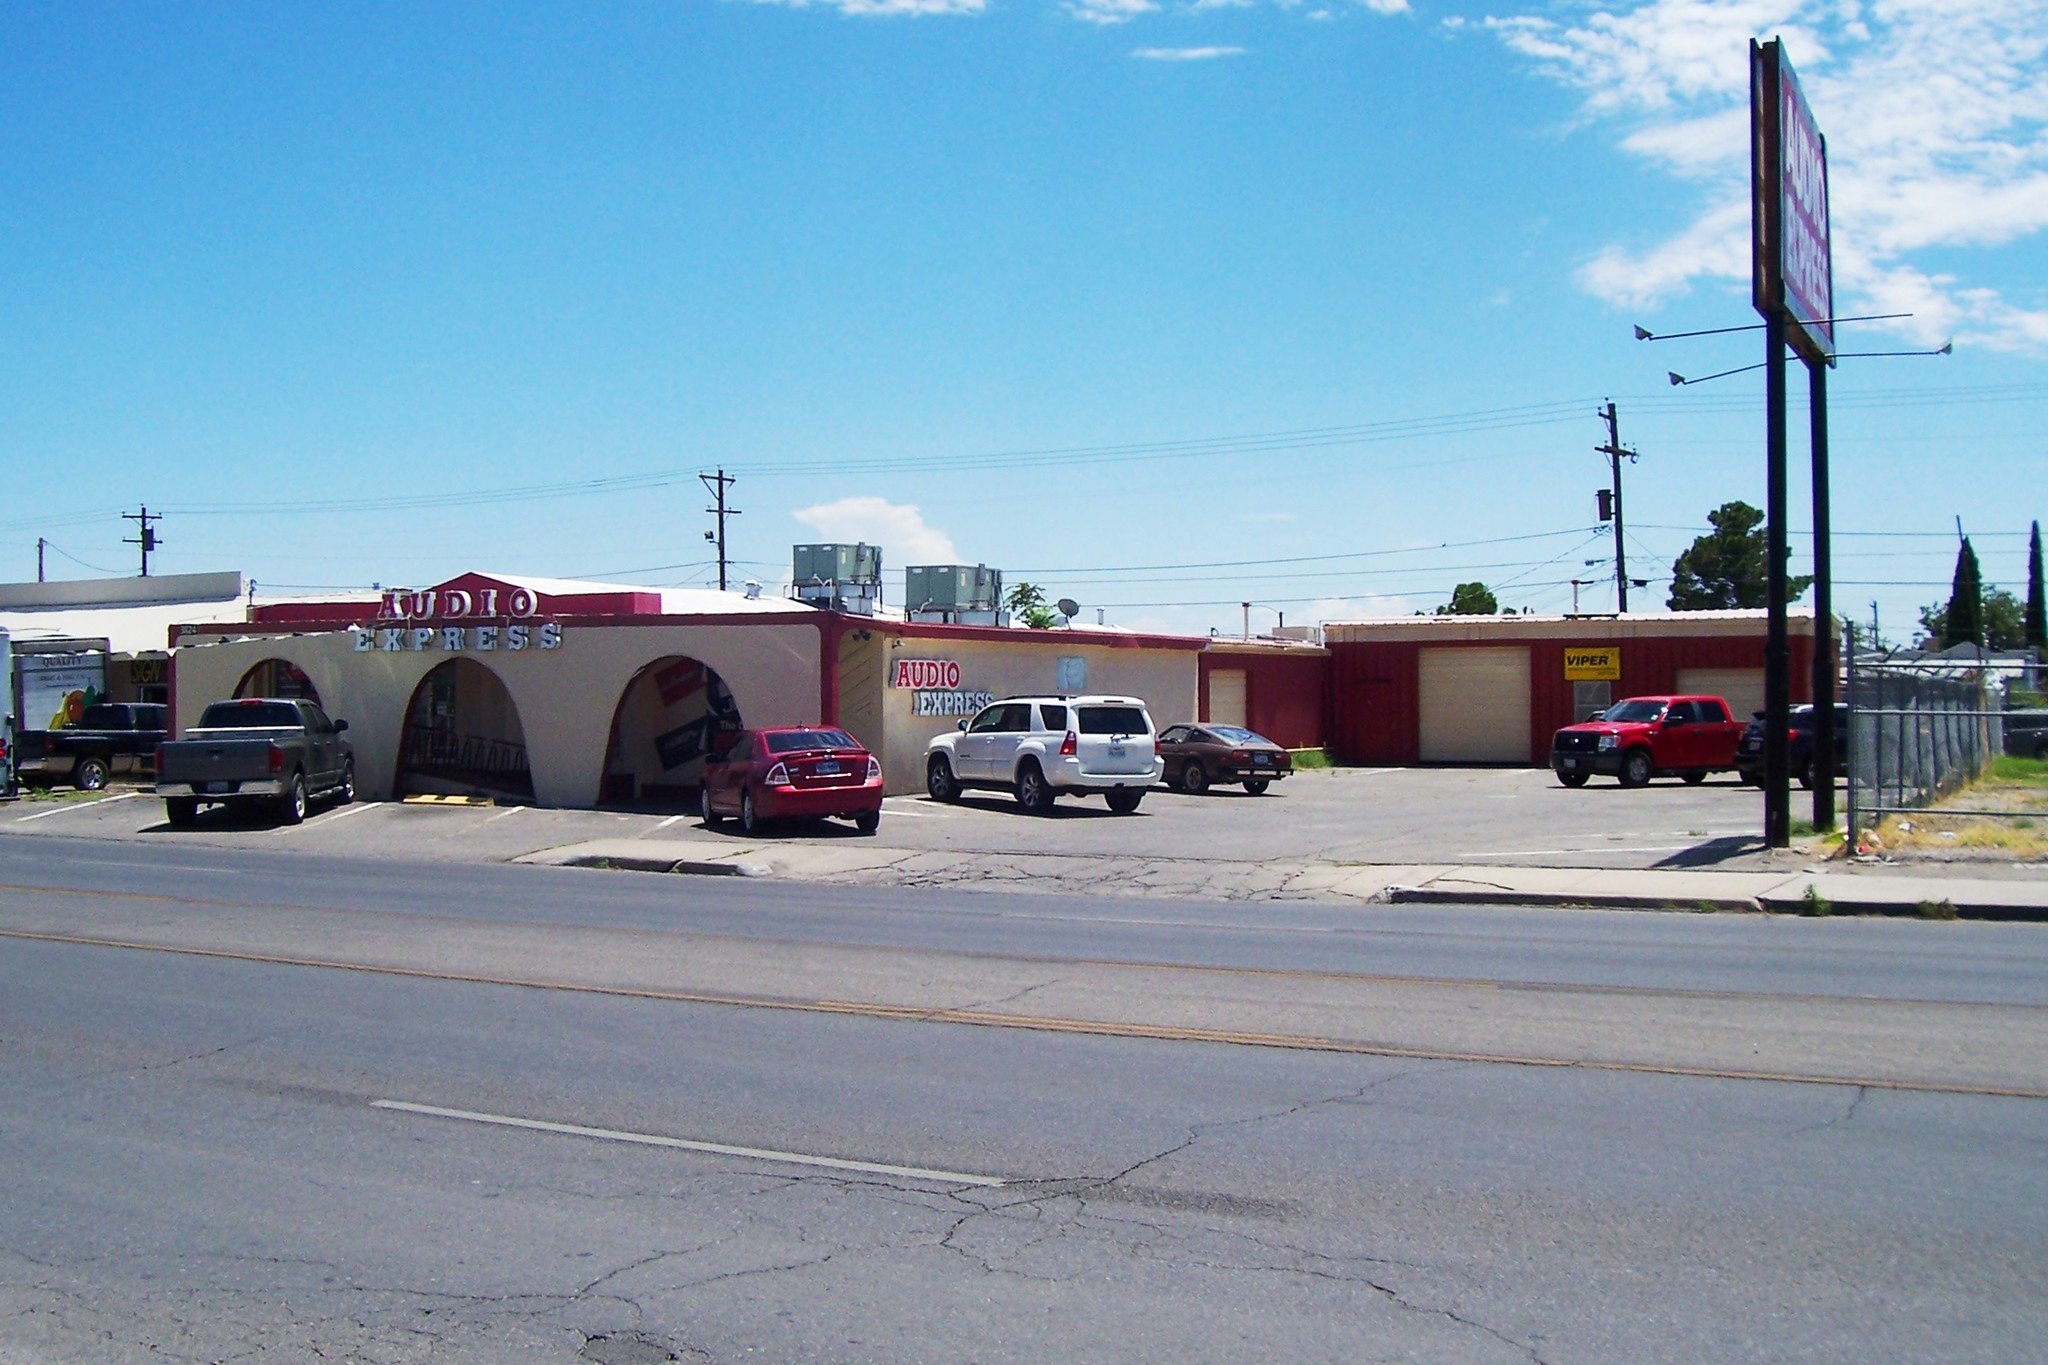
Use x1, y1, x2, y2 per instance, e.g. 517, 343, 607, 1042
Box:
924, 695, 1162, 815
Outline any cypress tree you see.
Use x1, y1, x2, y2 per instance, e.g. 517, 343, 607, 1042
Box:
1943, 538, 1984, 648
2027, 520, 2046, 650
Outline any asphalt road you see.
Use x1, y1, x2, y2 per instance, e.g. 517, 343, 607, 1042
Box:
2, 836, 2044, 1363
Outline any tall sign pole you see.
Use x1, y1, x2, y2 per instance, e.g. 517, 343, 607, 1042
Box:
1751, 38, 1836, 848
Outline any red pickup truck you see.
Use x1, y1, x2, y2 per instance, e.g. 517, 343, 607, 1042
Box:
1549, 695, 1744, 788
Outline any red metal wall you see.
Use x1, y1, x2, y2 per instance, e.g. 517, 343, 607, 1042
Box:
1327, 632, 1817, 766
1199, 650, 1329, 750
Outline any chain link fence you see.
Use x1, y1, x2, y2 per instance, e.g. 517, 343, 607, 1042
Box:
1845, 645, 2005, 840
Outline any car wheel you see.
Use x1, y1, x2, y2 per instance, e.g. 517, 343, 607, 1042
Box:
740, 789, 764, 836
1682, 771, 1707, 785
1105, 788, 1143, 814
73, 757, 110, 792
278, 772, 307, 825
927, 756, 960, 803
1557, 770, 1590, 788
164, 797, 198, 828
2035, 737, 2048, 761
1015, 762, 1055, 816
854, 809, 881, 835
700, 784, 722, 827
1619, 749, 1654, 788
1182, 761, 1209, 795
1243, 779, 1270, 796
336, 760, 356, 805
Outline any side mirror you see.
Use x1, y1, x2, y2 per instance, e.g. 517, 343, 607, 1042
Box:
957, 719, 970, 731
333, 719, 349, 733
1663, 714, 1685, 727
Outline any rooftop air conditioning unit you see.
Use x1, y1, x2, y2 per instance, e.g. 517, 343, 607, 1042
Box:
791, 543, 883, 616
905, 564, 1005, 626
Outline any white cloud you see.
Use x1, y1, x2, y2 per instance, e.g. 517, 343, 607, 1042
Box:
1486, 0, 2048, 351
1133, 44, 1248, 59
1070, 0, 1160, 23
1358, 0, 1409, 13
791, 497, 959, 567
748, 0, 985, 13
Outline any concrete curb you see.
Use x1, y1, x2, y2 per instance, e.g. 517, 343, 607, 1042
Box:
559, 854, 772, 878
1383, 887, 1755, 913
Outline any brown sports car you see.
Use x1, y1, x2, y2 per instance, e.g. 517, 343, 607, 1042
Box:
1157, 724, 1292, 794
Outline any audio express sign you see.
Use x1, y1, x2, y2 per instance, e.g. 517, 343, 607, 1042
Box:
352, 587, 562, 654
890, 658, 993, 718
1752, 39, 1833, 363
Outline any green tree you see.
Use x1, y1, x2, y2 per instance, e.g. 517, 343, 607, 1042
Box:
1004, 581, 1056, 630
1918, 586, 2026, 650
1667, 501, 1813, 610
1434, 581, 1499, 615
2026, 520, 2045, 650
1942, 538, 1985, 647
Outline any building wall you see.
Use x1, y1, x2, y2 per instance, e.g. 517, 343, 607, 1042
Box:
171, 619, 822, 806
855, 630, 1202, 795
1324, 614, 1820, 765
1198, 645, 1329, 750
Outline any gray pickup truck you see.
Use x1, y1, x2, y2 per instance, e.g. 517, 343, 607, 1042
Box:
157, 697, 355, 826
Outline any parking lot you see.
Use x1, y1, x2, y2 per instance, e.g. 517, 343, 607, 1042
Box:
3, 765, 1774, 872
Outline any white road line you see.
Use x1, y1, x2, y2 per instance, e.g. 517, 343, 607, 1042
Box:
472, 806, 527, 828
371, 1100, 1006, 1187
281, 801, 380, 832
14, 792, 141, 823
653, 814, 689, 830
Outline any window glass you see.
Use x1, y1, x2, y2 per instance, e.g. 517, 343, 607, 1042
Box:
1038, 705, 1070, 732
967, 707, 1006, 734
994, 704, 1033, 733
1697, 700, 1730, 723
1207, 725, 1271, 745
79, 705, 127, 729
1600, 700, 1667, 723
1078, 706, 1150, 736
303, 704, 334, 732
764, 729, 859, 754
1158, 726, 1189, 744
196, 701, 303, 729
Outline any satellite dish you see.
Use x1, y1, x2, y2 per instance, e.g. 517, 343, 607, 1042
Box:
1057, 598, 1080, 618
1051, 614, 1070, 627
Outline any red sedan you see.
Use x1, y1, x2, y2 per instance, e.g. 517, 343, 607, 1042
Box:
700, 727, 884, 835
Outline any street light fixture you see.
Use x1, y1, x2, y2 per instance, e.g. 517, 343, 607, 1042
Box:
1669, 343, 1950, 386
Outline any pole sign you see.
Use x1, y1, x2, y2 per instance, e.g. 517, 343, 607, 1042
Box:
1751, 39, 1835, 365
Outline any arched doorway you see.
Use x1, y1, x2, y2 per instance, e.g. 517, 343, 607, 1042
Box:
234, 658, 321, 704
395, 659, 533, 801
600, 656, 744, 808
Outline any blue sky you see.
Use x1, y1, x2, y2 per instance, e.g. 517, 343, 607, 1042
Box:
3, 0, 2043, 643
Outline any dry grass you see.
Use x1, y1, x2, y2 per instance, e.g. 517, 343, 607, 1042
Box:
1855, 756, 2048, 859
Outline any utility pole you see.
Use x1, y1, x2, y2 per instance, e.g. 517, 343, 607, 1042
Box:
122, 506, 162, 577
37, 537, 46, 582
700, 469, 738, 592
1596, 402, 1636, 613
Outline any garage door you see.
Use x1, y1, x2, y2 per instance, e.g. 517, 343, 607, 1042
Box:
1418, 647, 1531, 763
1676, 668, 1765, 722
1205, 669, 1247, 727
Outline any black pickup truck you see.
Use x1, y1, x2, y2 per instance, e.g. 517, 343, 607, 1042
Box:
22, 703, 169, 790
156, 697, 355, 826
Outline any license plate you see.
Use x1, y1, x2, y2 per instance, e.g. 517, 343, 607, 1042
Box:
815, 761, 842, 775
1107, 744, 1125, 757
203, 781, 232, 794
1254, 755, 1272, 766
1559, 759, 1580, 770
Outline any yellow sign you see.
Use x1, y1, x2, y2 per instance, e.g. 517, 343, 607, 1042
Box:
1564, 646, 1621, 681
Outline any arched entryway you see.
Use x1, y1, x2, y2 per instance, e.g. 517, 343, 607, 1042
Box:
600, 656, 744, 809
234, 658, 321, 704
395, 659, 533, 801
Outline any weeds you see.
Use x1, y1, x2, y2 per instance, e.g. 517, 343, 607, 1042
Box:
1800, 884, 1833, 917
1288, 748, 1334, 770
1915, 898, 1960, 921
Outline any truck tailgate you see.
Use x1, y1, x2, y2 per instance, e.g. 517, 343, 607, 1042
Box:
158, 736, 277, 785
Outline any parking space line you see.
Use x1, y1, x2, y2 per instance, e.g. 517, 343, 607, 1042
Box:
653, 814, 689, 830
276, 802, 380, 833
14, 793, 141, 823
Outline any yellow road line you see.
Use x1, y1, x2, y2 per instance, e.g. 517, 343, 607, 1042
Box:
1, 925, 2042, 1100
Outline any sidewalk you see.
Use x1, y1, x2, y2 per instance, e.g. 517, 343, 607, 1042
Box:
516, 838, 2048, 921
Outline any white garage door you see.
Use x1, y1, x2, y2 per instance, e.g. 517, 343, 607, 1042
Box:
1676, 668, 1765, 722
1205, 669, 1247, 727
1419, 647, 1531, 763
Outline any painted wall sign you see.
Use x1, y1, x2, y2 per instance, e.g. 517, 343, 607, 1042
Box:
1563, 646, 1622, 682
891, 658, 962, 690
912, 689, 995, 717
352, 622, 562, 653
377, 587, 541, 621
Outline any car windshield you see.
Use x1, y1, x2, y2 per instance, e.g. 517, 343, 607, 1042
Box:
196, 702, 303, 729
764, 729, 859, 754
1206, 726, 1273, 746
1600, 700, 1667, 723
1078, 706, 1149, 736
